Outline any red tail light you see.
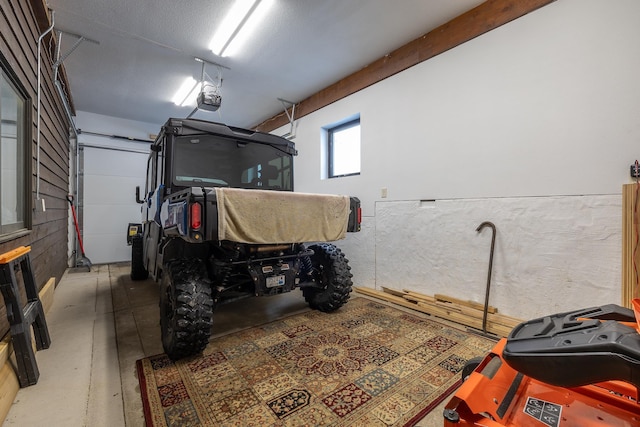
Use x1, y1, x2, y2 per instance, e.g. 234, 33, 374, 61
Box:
190, 202, 202, 230
357, 207, 362, 225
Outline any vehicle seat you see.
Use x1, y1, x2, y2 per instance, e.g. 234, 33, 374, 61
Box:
256, 165, 278, 188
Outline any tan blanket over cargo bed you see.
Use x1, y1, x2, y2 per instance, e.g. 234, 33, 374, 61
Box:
215, 188, 350, 244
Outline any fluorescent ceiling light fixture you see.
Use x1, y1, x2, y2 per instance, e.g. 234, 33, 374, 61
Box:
224, 0, 273, 57
172, 77, 199, 106
209, 0, 272, 57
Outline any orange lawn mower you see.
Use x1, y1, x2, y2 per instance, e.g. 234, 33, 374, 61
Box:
443, 300, 640, 427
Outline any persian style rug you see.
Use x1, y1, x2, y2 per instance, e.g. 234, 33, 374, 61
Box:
136, 297, 495, 426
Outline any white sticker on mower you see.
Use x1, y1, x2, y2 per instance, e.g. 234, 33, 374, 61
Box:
523, 397, 561, 427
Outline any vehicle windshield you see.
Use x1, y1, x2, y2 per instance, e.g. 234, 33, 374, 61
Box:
172, 134, 293, 190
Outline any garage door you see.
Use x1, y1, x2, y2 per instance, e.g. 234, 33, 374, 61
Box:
82, 145, 148, 264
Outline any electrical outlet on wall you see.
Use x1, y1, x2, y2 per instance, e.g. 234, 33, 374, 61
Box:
33, 198, 46, 212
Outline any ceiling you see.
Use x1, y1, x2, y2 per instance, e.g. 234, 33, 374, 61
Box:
46, 0, 485, 130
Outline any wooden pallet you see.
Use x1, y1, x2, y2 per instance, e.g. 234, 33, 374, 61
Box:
356, 286, 521, 337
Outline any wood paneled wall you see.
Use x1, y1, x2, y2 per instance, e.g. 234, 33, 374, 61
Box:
0, 1, 71, 336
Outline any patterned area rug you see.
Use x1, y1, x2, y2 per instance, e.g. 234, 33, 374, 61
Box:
136, 297, 495, 426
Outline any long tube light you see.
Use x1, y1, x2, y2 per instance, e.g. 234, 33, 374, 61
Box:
209, 0, 272, 57
171, 77, 199, 106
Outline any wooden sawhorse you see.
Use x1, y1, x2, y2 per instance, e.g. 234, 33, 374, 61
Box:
0, 246, 51, 387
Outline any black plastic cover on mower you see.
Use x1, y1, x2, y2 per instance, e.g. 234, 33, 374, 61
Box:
502, 304, 640, 390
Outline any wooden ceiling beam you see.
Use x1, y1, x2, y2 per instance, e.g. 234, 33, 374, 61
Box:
254, 0, 556, 133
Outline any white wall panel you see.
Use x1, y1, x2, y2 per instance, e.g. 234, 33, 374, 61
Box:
336, 218, 376, 288
374, 196, 621, 319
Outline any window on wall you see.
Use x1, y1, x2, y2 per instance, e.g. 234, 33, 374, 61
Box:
0, 62, 29, 236
328, 118, 360, 178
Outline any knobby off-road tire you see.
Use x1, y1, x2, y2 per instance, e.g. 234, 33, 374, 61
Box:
130, 235, 149, 280
302, 243, 353, 312
160, 259, 214, 360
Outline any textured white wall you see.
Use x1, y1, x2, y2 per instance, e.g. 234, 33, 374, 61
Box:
336, 195, 621, 320
283, 0, 640, 318
379, 196, 620, 319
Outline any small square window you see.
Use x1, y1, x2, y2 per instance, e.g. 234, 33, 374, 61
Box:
328, 118, 360, 178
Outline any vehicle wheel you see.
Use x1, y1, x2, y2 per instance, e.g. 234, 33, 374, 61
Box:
160, 259, 214, 360
130, 235, 148, 280
302, 243, 353, 312
461, 356, 484, 382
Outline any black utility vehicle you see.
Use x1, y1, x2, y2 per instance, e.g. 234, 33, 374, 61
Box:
127, 118, 361, 359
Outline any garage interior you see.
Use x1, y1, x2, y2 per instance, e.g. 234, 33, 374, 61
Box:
1, 0, 639, 426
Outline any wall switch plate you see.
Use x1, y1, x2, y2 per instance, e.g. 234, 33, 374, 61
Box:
381, 187, 388, 198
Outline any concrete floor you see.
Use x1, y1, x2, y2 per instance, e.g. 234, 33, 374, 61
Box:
4, 264, 450, 426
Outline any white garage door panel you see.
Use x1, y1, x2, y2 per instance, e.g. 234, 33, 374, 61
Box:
84, 147, 148, 177
83, 146, 148, 264
84, 174, 143, 206
84, 203, 142, 234
83, 233, 134, 267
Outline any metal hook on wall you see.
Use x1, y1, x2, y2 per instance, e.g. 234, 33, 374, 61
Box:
476, 221, 496, 334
